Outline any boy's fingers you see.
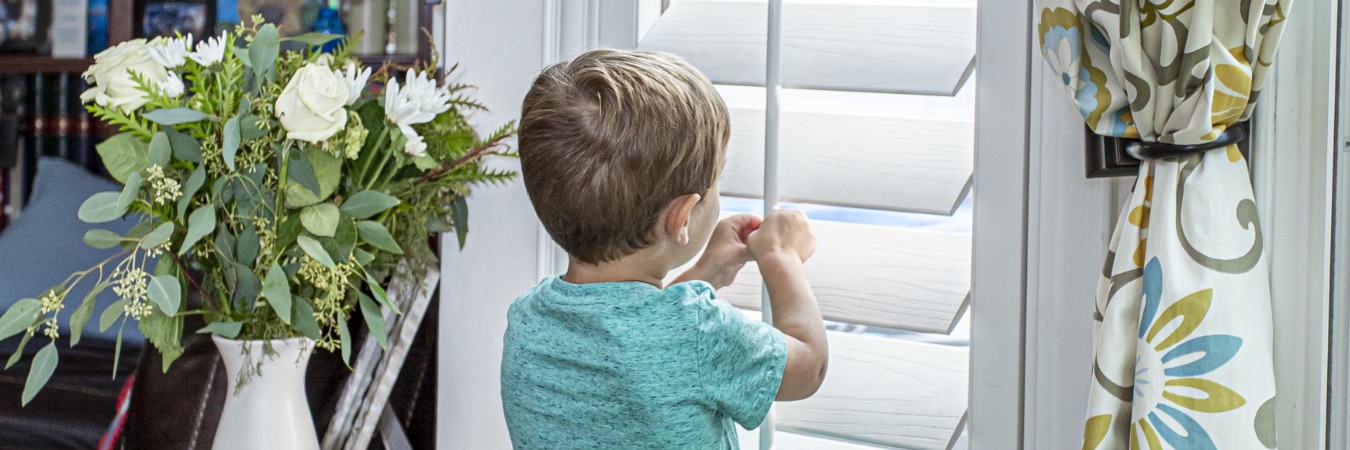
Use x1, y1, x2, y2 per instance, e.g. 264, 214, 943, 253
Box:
725, 215, 762, 243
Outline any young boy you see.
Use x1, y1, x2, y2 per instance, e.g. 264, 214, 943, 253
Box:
501, 49, 828, 449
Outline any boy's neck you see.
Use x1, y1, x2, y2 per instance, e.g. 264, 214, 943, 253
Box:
561, 250, 675, 288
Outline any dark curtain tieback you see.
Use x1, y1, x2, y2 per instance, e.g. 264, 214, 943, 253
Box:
1123, 125, 1249, 161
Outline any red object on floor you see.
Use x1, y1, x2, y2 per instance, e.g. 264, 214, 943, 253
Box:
98, 374, 135, 450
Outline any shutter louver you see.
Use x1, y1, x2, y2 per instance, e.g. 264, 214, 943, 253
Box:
637, 0, 977, 96
716, 85, 974, 215
717, 219, 970, 334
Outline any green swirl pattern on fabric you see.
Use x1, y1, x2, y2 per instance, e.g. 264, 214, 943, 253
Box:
1035, 0, 1291, 448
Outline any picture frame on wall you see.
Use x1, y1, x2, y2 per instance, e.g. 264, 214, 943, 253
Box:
138, 0, 214, 39
0, 0, 51, 54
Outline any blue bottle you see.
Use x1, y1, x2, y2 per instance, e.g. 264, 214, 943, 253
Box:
312, 4, 345, 53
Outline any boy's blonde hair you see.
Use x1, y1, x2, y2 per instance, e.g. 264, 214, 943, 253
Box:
519, 49, 730, 264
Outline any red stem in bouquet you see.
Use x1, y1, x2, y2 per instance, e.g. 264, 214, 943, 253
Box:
405, 133, 513, 189
169, 251, 222, 312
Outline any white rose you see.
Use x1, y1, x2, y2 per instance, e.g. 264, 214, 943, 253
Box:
275, 60, 351, 143
80, 39, 175, 113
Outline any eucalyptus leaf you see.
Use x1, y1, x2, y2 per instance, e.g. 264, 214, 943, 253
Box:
116, 172, 143, 213
83, 229, 124, 249
78, 192, 126, 223
337, 315, 352, 366
356, 221, 402, 254
333, 219, 356, 262
0, 298, 40, 342
250, 24, 280, 84
239, 115, 267, 140
236, 47, 251, 67
284, 148, 339, 208
178, 165, 206, 217
291, 298, 321, 340
215, 228, 237, 264
6, 334, 30, 369
283, 32, 343, 47
22, 342, 58, 406
353, 249, 374, 266
237, 97, 252, 118
357, 292, 388, 349
164, 127, 202, 163
364, 272, 399, 314
341, 191, 400, 219
113, 326, 123, 377
121, 221, 155, 248
233, 263, 262, 307
262, 263, 292, 325
451, 196, 469, 249
96, 133, 149, 183
275, 215, 302, 250
222, 117, 240, 171
147, 275, 181, 316
179, 207, 216, 256
236, 225, 259, 265
287, 150, 320, 196
301, 203, 340, 237
142, 108, 216, 126
69, 283, 108, 346
197, 321, 242, 339
99, 299, 129, 332
297, 235, 335, 268
140, 222, 175, 249
148, 132, 171, 166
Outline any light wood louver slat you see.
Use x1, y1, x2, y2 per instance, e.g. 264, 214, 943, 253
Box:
637, 1, 977, 96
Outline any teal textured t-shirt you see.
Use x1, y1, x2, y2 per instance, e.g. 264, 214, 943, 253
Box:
501, 276, 787, 449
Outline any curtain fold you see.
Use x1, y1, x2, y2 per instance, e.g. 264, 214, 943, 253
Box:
1035, 1, 1290, 448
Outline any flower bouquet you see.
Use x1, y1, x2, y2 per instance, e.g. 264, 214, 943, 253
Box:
0, 19, 515, 406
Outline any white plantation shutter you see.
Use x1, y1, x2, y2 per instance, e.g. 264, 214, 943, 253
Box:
644, 1, 975, 448
638, 0, 976, 95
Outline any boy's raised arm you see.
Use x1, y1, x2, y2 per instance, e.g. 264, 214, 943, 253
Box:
749, 210, 828, 401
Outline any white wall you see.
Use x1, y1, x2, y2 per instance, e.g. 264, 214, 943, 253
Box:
437, 1, 547, 449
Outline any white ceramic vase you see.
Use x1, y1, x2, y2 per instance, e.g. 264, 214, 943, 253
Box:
212, 336, 320, 450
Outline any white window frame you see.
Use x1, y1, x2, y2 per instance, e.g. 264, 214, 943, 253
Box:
1252, 0, 1337, 448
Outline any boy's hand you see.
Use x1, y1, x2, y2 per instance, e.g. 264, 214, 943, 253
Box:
673, 215, 761, 290
748, 210, 815, 263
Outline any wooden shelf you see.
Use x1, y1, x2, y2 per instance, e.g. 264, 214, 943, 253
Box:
0, 56, 93, 74
356, 54, 419, 69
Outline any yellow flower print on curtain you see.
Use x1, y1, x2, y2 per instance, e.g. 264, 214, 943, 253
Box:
1035, 0, 1290, 449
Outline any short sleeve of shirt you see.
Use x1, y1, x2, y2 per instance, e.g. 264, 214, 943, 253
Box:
684, 282, 788, 430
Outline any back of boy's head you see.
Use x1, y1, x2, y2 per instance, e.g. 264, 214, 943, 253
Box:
519, 49, 730, 265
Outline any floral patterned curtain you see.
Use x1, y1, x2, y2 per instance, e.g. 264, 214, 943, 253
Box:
1035, 1, 1290, 448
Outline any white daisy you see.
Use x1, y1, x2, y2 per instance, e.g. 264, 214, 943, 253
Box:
384, 70, 453, 156
188, 33, 228, 67
400, 124, 428, 157
159, 73, 185, 98
147, 34, 191, 68
334, 63, 372, 106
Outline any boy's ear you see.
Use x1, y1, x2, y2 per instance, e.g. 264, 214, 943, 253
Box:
663, 193, 702, 245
